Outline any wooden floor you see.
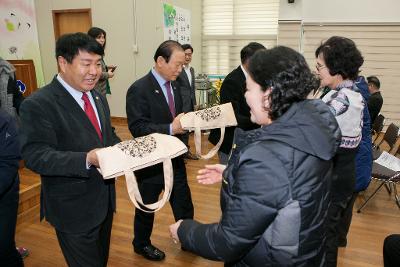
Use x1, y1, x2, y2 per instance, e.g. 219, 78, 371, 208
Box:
16, 121, 400, 267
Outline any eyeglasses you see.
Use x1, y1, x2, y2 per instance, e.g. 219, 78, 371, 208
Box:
315, 63, 326, 71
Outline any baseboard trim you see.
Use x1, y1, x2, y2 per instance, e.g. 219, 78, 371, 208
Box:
111, 116, 127, 124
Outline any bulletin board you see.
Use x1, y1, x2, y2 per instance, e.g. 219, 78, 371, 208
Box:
163, 3, 191, 44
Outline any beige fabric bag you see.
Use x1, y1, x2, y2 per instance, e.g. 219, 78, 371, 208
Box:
180, 103, 237, 159
96, 133, 187, 213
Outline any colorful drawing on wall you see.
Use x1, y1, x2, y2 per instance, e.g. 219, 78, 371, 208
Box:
163, 3, 191, 44
0, 0, 45, 87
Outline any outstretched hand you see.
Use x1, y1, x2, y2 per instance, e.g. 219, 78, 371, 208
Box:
196, 164, 226, 185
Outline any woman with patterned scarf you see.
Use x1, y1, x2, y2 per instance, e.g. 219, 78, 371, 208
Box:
315, 36, 365, 267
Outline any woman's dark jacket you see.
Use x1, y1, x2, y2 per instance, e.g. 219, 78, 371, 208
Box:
354, 76, 372, 192
178, 99, 341, 266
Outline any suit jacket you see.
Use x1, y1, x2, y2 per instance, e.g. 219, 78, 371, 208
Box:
126, 71, 184, 184
368, 91, 383, 125
19, 77, 120, 233
0, 110, 20, 198
177, 67, 196, 113
209, 66, 259, 154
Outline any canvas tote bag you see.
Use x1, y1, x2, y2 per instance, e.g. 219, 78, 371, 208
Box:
96, 133, 187, 212
180, 103, 237, 159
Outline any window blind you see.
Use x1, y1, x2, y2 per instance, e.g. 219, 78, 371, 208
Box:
202, 0, 279, 75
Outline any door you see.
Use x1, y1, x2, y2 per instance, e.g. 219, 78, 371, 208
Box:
53, 9, 92, 39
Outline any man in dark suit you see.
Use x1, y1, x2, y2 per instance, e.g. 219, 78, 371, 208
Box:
19, 33, 120, 267
176, 44, 198, 160
367, 75, 383, 125
126, 40, 194, 261
209, 42, 266, 164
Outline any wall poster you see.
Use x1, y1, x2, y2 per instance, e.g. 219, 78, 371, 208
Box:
0, 0, 44, 87
163, 2, 191, 44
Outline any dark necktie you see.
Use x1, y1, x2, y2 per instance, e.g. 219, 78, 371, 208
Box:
81, 92, 102, 141
164, 81, 176, 117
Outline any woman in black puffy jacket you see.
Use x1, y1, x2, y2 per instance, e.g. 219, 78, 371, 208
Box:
170, 46, 341, 266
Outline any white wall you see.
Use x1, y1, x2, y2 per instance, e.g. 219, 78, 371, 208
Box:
34, 0, 201, 117
279, 0, 400, 23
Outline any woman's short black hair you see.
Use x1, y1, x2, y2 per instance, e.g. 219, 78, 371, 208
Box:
315, 36, 364, 80
248, 46, 319, 120
87, 27, 107, 49
56, 32, 104, 63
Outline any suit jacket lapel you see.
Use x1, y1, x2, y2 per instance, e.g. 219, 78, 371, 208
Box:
148, 72, 174, 118
182, 70, 191, 87
190, 67, 195, 89
52, 78, 102, 144
90, 90, 107, 145
171, 81, 182, 115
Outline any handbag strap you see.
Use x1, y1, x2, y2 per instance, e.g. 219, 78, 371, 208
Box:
194, 127, 225, 159
124, 159, 174, 213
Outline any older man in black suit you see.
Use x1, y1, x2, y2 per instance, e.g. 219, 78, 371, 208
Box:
209, 42, 266, 164
19, 33, 120, 267
126, 40, 194, 261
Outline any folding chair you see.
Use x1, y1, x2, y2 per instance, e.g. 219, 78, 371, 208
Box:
372, 123, 399, 155
357, 161, 400, 212
372, 114, 385, 143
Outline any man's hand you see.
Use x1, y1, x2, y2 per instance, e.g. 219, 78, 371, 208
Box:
107, 69, 115, 78
86, 148, 101, 167
172, 113, 186, 135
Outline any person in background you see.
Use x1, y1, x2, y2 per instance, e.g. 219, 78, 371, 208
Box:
87, 27, 116, 98
367, 75, 383, 125
0, 111, 23, 267
126, 40, 194, 261
384, 234, 400, 267
0, 57, 24, 117
19, 33, 121, 267
176, 43, 198, 160
170, 46, 341, 266
315, 36, 364, 267
336, 75, 372, 247
0, 57, 28, 261
208, 42, 266, 164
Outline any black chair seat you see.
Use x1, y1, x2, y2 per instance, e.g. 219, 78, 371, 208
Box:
372, 162, 397, 180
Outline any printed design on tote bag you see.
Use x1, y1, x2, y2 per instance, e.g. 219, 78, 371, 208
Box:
195, 106, 221, 122
117, 136, 157, 158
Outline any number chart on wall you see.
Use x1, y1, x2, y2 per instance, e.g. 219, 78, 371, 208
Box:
163, 3, 191, 44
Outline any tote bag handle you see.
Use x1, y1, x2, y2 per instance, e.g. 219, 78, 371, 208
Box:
194, 127, 225, 159
124, 159, 173, 213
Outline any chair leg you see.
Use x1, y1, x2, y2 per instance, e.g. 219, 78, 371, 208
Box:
393, 184, 400, 209
385, 183, 392, 194
357, 181, 386, 213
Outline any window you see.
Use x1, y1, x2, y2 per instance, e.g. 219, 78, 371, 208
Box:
202, 0, 279, 75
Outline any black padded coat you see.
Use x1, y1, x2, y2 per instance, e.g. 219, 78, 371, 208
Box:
178, 99, 341, 266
